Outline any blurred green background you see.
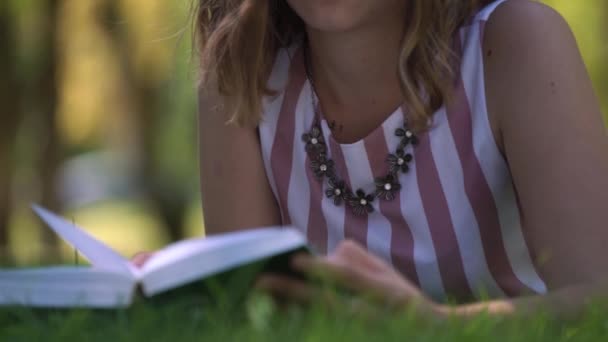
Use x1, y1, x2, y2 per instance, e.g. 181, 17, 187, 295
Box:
0, 0, 606, 266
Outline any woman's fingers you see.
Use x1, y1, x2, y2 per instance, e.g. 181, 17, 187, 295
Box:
291, 244, 419, 308
330, 240, 391, 272
256, 273, 349, 310
131, 251, 154, 268
291, 253, 381, 295
255, 274, 315, 303
269, 240, 425, 311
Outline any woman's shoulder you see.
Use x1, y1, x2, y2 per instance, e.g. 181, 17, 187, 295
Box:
483, 0, 571, 50
458, 1, 570, 71
482, 0, 586, 146
482, 0, 579, 105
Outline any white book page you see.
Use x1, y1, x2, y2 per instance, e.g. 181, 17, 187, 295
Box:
140, 227, 306, 296
32, 205, 136, 277
141, 228, 287, 275
0, 266, 136, 308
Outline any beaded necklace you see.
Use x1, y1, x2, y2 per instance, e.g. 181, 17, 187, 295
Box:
301, 44, 419, 216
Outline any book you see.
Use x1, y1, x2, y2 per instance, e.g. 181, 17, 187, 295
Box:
0, 205, 307, 309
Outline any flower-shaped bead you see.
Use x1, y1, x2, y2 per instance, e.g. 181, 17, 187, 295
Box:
395, 126, 419, 148
348, 189, 375, 216
374, 174, 402, 201
387, 149, 413, 174
325, 178, 348, 206
302, 125, 326, 153
311, 156, 335, 179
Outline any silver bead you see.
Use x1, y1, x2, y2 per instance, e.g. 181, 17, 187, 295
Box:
360, 199, 368, 206
334, 189, 342, 196
320, 164, 327, 172
405, 130, 413, 138
384, 183, 392, 191
397, 158, 405, 166
311, 138, 318, 145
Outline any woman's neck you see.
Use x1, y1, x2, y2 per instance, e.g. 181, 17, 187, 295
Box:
305, 14, 407, 111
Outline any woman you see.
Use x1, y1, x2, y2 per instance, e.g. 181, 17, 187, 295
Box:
180, 0, 608, 319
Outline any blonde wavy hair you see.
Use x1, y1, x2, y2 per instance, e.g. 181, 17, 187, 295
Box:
196, 0, 493, 131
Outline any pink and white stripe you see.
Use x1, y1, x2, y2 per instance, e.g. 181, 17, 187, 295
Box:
258, 0, 546, 301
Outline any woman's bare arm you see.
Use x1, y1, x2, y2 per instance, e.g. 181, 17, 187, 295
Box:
198, 88, 281, 235
449, 0, 608, 318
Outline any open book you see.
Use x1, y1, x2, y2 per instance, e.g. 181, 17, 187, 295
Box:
0, 205, 306, 308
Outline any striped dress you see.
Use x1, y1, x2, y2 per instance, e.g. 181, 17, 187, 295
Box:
258, 0, 547, 302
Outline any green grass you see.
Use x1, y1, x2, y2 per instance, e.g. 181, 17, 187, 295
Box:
1, 293, 608, 342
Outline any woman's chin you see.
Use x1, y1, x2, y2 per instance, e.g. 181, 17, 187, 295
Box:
288, 0, 405, 34
289, 2, 365, 33
303, 16, 363, 33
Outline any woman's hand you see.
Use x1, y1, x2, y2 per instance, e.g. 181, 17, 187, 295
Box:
256, 240, 442, 319
131, 251, 155, 268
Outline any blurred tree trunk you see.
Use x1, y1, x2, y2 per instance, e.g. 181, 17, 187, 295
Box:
35, 0, 61, 258
602, 1, 608, 119
103, 1, 186, 242
0, 4, 20, 256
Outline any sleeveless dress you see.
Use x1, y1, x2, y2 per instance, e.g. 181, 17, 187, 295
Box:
258, 0, 547, 302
